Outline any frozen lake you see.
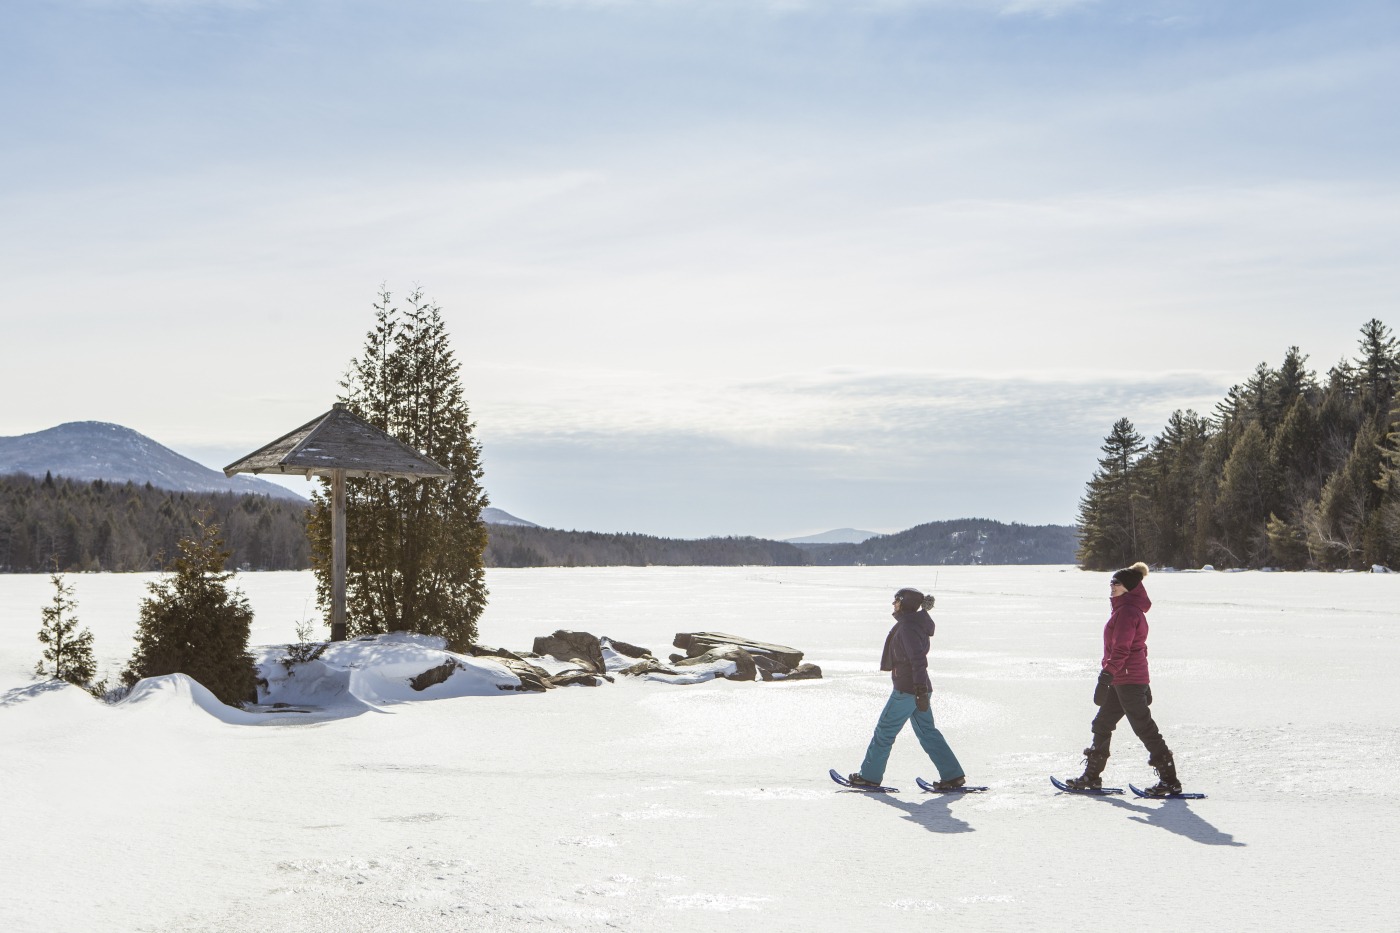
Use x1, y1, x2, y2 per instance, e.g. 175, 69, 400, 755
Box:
2, 565, 1397, 931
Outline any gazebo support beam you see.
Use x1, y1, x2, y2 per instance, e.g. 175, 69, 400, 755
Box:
331, 468, 347, 642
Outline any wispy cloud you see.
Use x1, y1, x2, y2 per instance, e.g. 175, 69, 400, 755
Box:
469, 367, 1229, 534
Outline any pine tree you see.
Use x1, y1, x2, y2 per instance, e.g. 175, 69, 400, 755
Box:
1274, 346, 1318, 412
1140, 409, 1211, 568
1271, 397, 1325, 517
122, 516, 258, 706
307, 287, 490, 651
1214, 421, 1277, 565
35, 571, 96, 686
1355, 318, 1400, 415
1077, 418, 1148, 570
1307, 420, 1385, 569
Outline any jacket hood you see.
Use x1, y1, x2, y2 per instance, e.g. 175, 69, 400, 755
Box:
1111, 584, 1152, 613
892, 608, 936, 636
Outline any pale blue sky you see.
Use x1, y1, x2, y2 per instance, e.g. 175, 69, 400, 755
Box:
2, 0, 1397, 537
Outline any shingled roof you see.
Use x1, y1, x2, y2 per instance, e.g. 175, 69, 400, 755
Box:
223, 404, 452, 481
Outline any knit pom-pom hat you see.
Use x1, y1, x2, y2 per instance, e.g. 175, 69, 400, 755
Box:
1111, 561, 1150, 591
894, 588, 935, 612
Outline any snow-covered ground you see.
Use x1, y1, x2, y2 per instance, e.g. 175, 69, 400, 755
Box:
2, 566, 1397, 932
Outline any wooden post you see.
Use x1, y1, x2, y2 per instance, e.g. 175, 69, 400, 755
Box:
331, 468, 347, 642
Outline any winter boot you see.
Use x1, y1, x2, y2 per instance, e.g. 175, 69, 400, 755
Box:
1142, 751, 1182, 796
1063, 745, 1110, 791
847, 772, 883, 788
930, 775, 966, 791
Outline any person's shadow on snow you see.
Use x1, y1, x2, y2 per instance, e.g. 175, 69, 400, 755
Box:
858, 791, 976, 834
1091, 794, 1246, 847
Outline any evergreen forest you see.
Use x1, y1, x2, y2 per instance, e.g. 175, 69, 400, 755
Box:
486, 518, 1079, 567
1077, 319, 1400, 571
485, 526, 811, 567
0, 473, 310, 572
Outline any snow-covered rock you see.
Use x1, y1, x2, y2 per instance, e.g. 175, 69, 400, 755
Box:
255, 633, 522, 708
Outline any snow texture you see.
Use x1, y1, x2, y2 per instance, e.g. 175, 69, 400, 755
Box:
1, 566, 1397, 932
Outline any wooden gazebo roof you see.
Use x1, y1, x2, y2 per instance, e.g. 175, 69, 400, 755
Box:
223, 404, 451, 481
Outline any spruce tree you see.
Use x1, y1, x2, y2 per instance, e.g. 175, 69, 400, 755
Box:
307, 287, 490, 651
1141, 409, 1211, 568
1355, 318, 1400, 415
1076, 418, 1148, 570
35, 571, 96, 686
122, 516, 258, 706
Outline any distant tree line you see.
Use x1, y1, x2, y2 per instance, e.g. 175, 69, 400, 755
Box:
485, 518, 1079, 567
485, 526, 811, 567
1077, 319, 1400, 571
0, 472, 310, 572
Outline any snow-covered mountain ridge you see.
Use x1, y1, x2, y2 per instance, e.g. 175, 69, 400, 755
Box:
0, 421, 307, 503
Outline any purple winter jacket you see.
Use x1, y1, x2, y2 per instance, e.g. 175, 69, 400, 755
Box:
1102, 584, 1152, 684
880, 609, 936, 694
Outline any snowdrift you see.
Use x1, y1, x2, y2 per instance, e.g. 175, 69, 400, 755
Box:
254, 632, 522, 709
117, 673, 266, 725
104, 634, 524, 725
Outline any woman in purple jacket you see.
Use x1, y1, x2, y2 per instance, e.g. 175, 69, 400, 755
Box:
1063, 562, 1183, 796
846, 587, 968, 790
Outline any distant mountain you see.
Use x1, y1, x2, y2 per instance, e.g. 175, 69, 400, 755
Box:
483, 507, 538, 527
0, 422, 308, 503
786, 527, 883, 545
801, 518, 1078, 566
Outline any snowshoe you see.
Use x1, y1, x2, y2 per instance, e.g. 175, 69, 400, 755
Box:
1061, 774, 1103, 791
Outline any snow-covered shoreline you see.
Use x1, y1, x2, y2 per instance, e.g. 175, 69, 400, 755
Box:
2, 566, 1397, 932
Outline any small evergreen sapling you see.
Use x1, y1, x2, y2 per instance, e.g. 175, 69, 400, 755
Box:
35, 571, 97, 687
122, 516, 259, 706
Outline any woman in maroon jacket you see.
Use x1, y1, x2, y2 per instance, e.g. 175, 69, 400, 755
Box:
1063, 562, 1183, 796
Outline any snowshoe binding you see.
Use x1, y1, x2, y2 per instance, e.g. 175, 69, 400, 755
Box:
1062, 743, 1110, 791
1140, 752, 1182, 797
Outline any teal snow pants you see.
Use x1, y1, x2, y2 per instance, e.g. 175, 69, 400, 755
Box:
858, 689, 964, 784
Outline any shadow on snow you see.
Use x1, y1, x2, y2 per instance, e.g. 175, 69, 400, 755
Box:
859, 790, 976, 835
0, 680, 69, 708
1066, 791, 1246, 847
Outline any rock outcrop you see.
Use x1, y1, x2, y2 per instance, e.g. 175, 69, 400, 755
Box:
672, 632, 804, 669
675, 645, 757, 681
429, 629, 821, 693
532, 630, 606, 674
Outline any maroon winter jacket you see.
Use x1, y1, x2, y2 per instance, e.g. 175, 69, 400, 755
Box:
1101, 584, 1152, 684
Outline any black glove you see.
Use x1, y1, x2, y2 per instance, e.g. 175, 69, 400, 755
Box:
1093, 669, 1113, 706
915, 689, 930, 712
